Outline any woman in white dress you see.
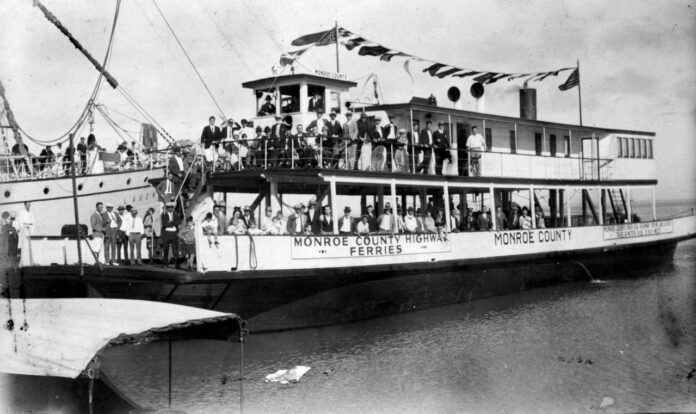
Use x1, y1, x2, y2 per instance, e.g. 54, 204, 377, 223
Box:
86, 134, 104, 174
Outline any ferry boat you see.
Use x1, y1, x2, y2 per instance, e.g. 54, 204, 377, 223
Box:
14, 70, 696, 332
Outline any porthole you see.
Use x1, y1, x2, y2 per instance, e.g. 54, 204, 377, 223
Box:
3, 190, 10, 198
99, 181, 104, 188
43, 187, 49, 195
78, 184, 83, 191
126, 178, 131, 185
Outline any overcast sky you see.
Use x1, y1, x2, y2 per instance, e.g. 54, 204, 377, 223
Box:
1, 0, 694, 200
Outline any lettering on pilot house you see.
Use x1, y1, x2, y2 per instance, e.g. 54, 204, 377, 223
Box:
291, 234, 451, 259
603, 220, 673, 240
494, 229, 573, 246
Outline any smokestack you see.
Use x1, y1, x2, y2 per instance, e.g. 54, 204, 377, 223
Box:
519, 88, 537, 120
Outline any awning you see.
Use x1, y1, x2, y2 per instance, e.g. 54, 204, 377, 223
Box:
1, 299, 244, 379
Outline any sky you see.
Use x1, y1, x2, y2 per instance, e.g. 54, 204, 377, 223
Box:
0, 0, 694, 201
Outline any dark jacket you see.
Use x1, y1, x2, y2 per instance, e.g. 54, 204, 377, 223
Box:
200, 125, 221, 149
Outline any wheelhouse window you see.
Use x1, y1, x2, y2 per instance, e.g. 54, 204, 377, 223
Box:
549, 134, 557, 157
622, 138, 629, 158
509, 130, 517, 154
329, 91, 341, 114
279, 85, 300, 114
617, 137, 623, 158
563, 135, 570, 157
256, 90, 277, 116
485, 128, 492, 152
636, 139, 643, 158
307, 84, 326, 113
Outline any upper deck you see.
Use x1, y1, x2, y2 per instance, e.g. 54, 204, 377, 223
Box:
239, 73, 656, 185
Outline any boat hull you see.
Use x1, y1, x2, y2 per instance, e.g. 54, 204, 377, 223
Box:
9, 235, 686, 333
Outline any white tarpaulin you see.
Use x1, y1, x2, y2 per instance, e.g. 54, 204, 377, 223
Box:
0, 299, 242, 379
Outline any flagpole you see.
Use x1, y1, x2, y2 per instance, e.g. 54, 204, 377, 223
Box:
577, 59, 583, 126
334, 21, 340, 72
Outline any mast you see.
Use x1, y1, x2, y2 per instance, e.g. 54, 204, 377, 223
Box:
334, 21, 340, 72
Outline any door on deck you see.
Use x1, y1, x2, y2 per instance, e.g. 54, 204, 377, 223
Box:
457, 123, 470, 175
581, 137, 599, 180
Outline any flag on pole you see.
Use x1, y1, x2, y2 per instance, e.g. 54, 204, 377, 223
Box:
558, 68, 579, 91
291, 29, 334, 46
279, 47, 311, 66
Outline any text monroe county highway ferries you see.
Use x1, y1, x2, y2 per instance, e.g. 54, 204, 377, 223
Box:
292, 233, 450, 258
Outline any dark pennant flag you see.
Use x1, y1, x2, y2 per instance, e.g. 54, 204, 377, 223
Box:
291, 29, 334, 46
558, 68, 579, 91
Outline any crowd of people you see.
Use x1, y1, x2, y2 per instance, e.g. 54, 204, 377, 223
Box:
5, 133, 153, 179
195, 111, 487, 176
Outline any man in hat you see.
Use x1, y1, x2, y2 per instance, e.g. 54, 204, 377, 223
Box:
259, 95, 276, 116
201, 115, 221, 169
306, 198, 319, 234
126, 208, 145, 265
242, 205, 256, 228
156, 172, 179, 204
90, 202, 105, 264
102, 203, 121, 266
319, 205, 334, 235
268, 115, 287, 167
1, 211, 18, 260
221, 118, 242, 141
432, 121, 451, 174
342, 111, 359, 169
403, 206, 418, 233
286, 204, 307, 235
355, 112, 372, 170
377, 202, 394, 233
393, 128, 410, 173
161, 202, 180, 268
306, 109, 329, 137
365, 205, 377, 232
308, 91, 324, 113
338, 206, 354, 235
326, 111, 344, 168
418, 120, 435, 174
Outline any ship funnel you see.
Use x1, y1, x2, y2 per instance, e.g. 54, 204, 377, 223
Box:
519, 88, 537, 120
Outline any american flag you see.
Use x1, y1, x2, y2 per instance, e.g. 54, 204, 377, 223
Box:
315, 29, 336, 46
559, 68, 579, 91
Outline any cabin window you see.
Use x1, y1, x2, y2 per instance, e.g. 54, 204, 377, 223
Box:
563, 136, 570, 157
622, 138, 629, 158
509, 130, 517, 154
617, 137, 623, 158
485, 128, 492, 152
329, 91, 341, 114
647, 140, 653, 159
641, 139, 647, 159
629, 138, 635, 158
279, 85, 300, 114
534, 133, 543, 155
636, 139, 642, 158
549, 134, 557, 157
256, 90, 276, 116
307, 85, 326, 113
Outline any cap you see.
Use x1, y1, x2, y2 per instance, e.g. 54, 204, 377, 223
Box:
300, 202, 307, 208
105, 202, 113, 208
131, 208, 138, 213
308, 199, 317, 206
265, 95, 272, 101
407, 206, 414, 212
1, 211, 9, 218
388, 114, 395, 119
274, 115, 281, 120
117, 205, 125, 210
243, 205, 251, 211
344, 206, 351, 213
316, 108, 325, 113
346, 111, 353, 116
398, 128, 407, 133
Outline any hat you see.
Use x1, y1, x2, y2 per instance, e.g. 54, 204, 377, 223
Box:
407, 206, 414, 212
388, 114, 395, 119
398, 128, 407, 134
1, 211, 9, 218
293, 203, 302, 210
329, 111, 337, 117
265, 95, 272, 101
274, 115, 281, 120
131, 208, 138, 213
117, 205, 125, 210
243, 205, 251, 211
308, 198, 317, 206
346, 111, 353, 116
300, 202, 306, 208
105, 202, 113, 208
344, 206, 351, 213
360, 112, 367, 118
316, 108, 325, 114
385, 202, 391, 208
438, 121, 445, 126
166, 202, 175, 207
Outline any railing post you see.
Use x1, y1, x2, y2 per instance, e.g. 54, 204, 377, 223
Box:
319, 136, 323, 168
264, 140, 267, 170
291, 139, 295, 169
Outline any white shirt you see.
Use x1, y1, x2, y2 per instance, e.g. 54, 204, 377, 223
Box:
15, 208, 35, 234
340, 216, 352, 232
378, 214, 392, 232
403, 215, 418, 232
466, 133, 486, 151
356, 221, 370, 234
128, 216, 145, 235
260, 214, 274, 232
108, 211, 119, 228
121, 213, 133, 233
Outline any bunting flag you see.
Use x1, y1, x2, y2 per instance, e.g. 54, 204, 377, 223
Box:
283, 26, 575, 87
279, 47, 311, 66
558, 68, 579, 91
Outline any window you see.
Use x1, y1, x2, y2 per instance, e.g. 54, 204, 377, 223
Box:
256, 89, 276, 116
617, 137, 623, 158
629, 138, 635, 158
279, 85, 300, 114
647, 140, 653, 159
307, 85, 326, 113
641, 139, 647, 159
636, 139, 642, 158
622, 138, 629, 158
485, 128, 492, 152
563, 136, 570, 157
550, 134, 557, 157
534, 133, 542, 155
509, 130, 517, 154
329, 91, 341, 114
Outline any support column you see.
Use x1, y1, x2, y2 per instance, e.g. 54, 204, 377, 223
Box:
598, 187, 605, 225
566, 187, 572, 227
443, 184, 451, 231
330, 179, 338, 234
269, 180, 281, 215
377, 186, 385, 215
390, 180, 398, 233
558, 189, 565, 227
530, 187, 536, 229
626, 186, 632, 223
299, 82, 308, 113
489, 185, 496, 231
651, 186, 657, 220
549, 189, 557, 228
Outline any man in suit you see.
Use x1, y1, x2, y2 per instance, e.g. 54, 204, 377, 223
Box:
308, 91, 324, 113
319, 205, 334, 234
161, 202, 180, 268
508, 205, 520, 230
371, 118, 387, 171
306, 199, 319, 233
365, 205, 378, 232
77, 137, 88, 174
326, 112, 343, 168
90, 202, 105, 264
258, 95, 276, 116
268, 115, 288, 167
103, 203, 121, 266
342, 112, 359, 169
306, 109, 329, 135
213, 203, 227, 235
495, 206, 507, 230
201, 116, 221, 168
39, 145, 55, 171
338, 206, 354, 234
356, 112, 372, 167
286, 204, 307, 235
418, 120, 434, 174
157, 172, 179, 204
242, 205, 256, 228
221, 118, 242, 141
432, 122, 450, 175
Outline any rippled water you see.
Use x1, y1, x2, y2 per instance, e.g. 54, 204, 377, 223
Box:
102, 237, 696, 413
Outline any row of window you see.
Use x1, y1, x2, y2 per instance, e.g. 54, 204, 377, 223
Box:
256, 85, 341, 116
617, 137, 652, 159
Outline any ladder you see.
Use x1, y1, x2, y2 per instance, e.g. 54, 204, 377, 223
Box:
607, 188, 627, 224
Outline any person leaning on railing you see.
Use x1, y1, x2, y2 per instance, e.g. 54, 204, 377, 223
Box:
466, 126, 486, 176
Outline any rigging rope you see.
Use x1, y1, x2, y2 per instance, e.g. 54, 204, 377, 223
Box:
151, 0, 227, 120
